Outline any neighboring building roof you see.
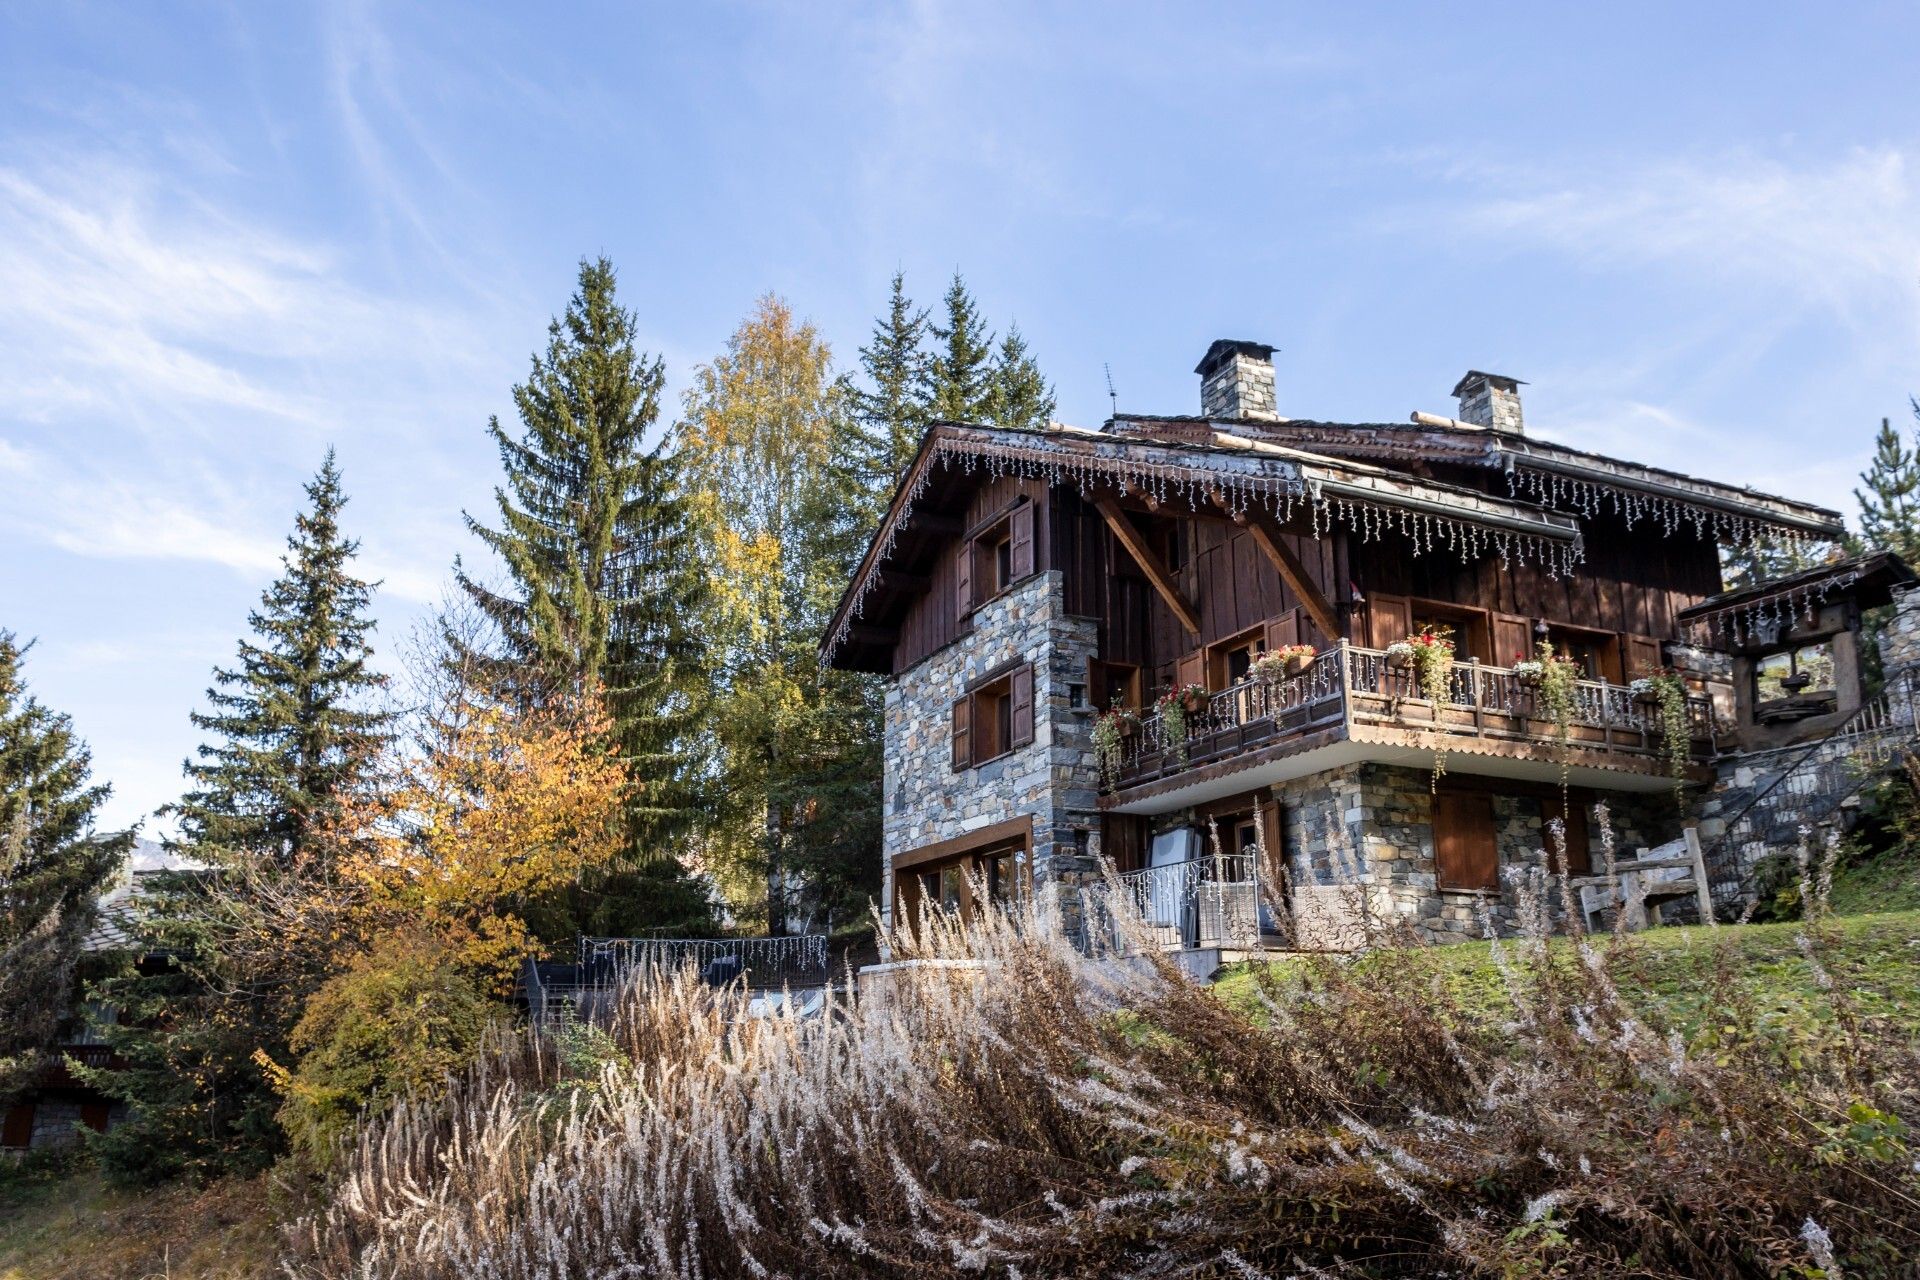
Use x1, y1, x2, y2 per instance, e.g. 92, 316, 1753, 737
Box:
85, 838, 216, 952
821, 420, 1582, 667
1675, 550, 1916, 647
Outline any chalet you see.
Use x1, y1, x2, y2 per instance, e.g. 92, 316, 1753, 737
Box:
822, 340, 1917, 953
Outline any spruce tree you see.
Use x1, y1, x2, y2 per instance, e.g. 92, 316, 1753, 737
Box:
845, 271, 930, 489
0, 633, 130, 1104
457, 257, 710, 862
1852, 406, 1920, 567
172, 451, 389, 869
924, 272, 995, 424
984, 323, 1055, 431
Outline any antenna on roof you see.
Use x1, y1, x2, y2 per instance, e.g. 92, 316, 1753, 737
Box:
1104, 363, 1119, 418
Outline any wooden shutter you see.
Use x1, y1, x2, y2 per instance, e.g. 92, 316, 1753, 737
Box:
1102, 813, 1146, 873
1367, 593, 1411, 650
1009, 502, 1035, 581
1492, 613, 1533, 669
951, 695, 972, 770
1264, 608, 1301, 653
1621, 634, 1663, 679
1433, 790, 1499, 891
1175, 650, 1206, 692
954, 539, 974, 622
2, 1103, 32, 1149
1255, 797, 1285, 868
1086, 657, 1111, 711
1542, 792, 1592, 875
1009, 664, 1035, 748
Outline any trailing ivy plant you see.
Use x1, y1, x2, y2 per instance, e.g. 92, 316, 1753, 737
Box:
1157, 685, 1206, 769
1407, 628, 1456, 787
1533, 640, 1581, 791
1647, 669, 1692, 796
1091, 707, 1136, 791
1156, 688, 1189, 768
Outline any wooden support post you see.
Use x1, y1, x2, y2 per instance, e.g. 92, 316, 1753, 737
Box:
1243, 515, 1341, 641
1682, 825, 1714, 924
1094, 495, 1201, 634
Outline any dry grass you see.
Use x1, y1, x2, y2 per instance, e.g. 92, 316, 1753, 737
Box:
0, 1168, 277, 1280
284, 835, 1920, 1280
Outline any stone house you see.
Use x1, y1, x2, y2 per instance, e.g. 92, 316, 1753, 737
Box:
821, 340, 1908, 951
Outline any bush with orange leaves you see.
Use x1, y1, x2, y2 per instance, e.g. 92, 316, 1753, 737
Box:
340, 694, 631, 992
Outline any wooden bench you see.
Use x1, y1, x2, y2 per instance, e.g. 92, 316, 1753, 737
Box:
1569, 826, 1714, 932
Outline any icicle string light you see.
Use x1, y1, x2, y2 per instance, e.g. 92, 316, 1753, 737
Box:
1503, 461, 1824, 555
823, 430, 1580, 664
1682, 567, 1865, 649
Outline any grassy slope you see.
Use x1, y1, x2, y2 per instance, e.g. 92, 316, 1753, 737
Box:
0, 1171, 278, 1280
1215, 909, 1920, 1048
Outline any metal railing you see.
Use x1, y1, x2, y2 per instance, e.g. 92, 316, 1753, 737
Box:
580, 934, 831, 991
1081, 851, 1262, 954
1111, 644, 1715, 789
522, 934, 832, 1025
1698, 669, 1920, 906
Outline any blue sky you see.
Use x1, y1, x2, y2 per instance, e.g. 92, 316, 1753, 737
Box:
3, 2, 1917, 833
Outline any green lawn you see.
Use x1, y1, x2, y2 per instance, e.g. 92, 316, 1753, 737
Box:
1214, 909, 1920, 1050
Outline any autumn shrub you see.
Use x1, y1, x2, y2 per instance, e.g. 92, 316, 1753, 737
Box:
263, 930, 493, 1164
287, 830, 1920, 1279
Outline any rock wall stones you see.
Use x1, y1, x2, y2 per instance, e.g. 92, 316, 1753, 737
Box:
1274, 763, 1677, 943
881, 570, 1100, 930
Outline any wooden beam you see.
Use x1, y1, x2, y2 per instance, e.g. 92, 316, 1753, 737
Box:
849, 624, 898, 646
875, 569, 929, 593
1243, 515, 1341, 641
1119, 480, 1161, 512
1206, 489, 1250, 526
1093, 495, 1201, 634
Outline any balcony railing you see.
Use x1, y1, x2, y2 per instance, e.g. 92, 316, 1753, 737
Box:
1081, 851, 1262, 953
1109, 644, 1716, 791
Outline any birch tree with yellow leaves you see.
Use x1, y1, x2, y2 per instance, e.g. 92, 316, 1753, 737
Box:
676, 296, 881, 931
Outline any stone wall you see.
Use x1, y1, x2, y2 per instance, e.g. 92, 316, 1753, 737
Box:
881, 570, 1101, 931
1274, 763, 1678, 943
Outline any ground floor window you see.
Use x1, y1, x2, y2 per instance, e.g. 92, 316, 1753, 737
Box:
893, 817, 1033, 931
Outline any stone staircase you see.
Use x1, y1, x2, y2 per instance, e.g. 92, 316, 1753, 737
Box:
1697, 669, 1920, 911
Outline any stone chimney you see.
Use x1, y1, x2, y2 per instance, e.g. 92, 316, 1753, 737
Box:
1451, 370, 1525, 434
1196, 340, 1278, 421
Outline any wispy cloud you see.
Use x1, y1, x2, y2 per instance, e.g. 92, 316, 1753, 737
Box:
1432, 146, 1920, 331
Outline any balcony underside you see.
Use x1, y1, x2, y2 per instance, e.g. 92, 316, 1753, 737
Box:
1102, 722, 1706, 814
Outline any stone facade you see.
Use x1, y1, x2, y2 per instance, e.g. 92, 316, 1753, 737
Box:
1271, 764, 1677, 942
882, 570, 1101, 931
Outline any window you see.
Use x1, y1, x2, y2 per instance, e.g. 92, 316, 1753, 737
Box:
1755, 641, 1836, 703
1433, 789, 1499, 891
955, 500, 1035, 620
897, 835, 1026, 931
951, 664, 1035, 769
1087, 659, 1142, 712
1160, 520, 1187, 572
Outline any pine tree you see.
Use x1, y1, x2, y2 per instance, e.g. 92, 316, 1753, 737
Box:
1852, 406, 1920, 567
984, 323, 1055, 431
457, 257, 711, 860
844, 271, 930, 489
924, 272, 995, 424
0, 633, 130, 1104
171, 451, 389, 870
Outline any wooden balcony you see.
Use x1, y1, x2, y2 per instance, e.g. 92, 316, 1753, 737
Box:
1102, 645, 1717, 811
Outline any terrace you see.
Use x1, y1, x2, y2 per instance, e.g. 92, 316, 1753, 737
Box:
1102, 643, 1717, 812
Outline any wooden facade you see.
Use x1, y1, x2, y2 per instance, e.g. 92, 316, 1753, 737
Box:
876, 458, 1721, 704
